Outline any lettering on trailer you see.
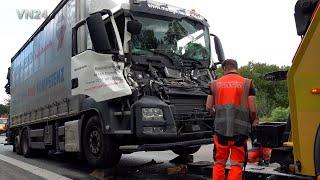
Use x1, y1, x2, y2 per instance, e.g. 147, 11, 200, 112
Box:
16, 67, 64, 102
35, 41, 53, 60
33, 14, 66, 60
16, 9, 48, 20
36, 67, 64, 94
56, 14, 66, 50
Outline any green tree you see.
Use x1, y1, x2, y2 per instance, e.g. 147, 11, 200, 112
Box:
0, 104, 9, 115
238, 62, 289, 117
0, 98, 10, 115
269, 107, 289, 122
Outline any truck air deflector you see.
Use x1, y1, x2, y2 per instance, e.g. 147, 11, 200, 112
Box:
129, 0, 209, 26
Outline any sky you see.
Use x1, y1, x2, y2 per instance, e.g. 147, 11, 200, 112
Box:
0, 0, 301, 103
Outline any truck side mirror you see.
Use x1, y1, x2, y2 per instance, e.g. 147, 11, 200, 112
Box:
264, 70, 288, 81
5, 67, 10, 95
127, 20, 142, 35
294, 0, 318, 36
86, 13, 112, 53
210, 34, 225, 63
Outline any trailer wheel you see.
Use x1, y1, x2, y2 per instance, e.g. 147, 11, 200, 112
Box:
172, 146, 201, 156
14, 135, 21, 155
83, 116, 122, 168
21, 129, 32, 157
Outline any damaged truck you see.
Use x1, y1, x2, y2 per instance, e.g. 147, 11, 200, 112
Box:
5, 0, 224, 168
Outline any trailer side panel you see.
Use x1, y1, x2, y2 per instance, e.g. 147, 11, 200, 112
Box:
10, 0, 76, 127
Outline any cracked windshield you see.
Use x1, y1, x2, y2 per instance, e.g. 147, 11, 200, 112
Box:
131, 16, 211, 61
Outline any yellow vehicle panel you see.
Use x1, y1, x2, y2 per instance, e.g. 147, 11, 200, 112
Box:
288, 4, 320, 176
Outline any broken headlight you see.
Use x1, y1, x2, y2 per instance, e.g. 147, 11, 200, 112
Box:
142, 108, 164, 121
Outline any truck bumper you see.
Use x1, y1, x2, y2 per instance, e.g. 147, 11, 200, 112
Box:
132, 96, 213, 140
119, 138, 212, 152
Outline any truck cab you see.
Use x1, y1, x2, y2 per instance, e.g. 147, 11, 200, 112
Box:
71, 0, 224, 167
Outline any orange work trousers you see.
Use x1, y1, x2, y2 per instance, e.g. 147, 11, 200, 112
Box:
212, 135, 246, 180
247, 147, 272, 163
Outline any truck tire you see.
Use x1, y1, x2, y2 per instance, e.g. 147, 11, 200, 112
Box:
14, 135, 22, 155
172, 146, 201, 156
21, 129, 32, 157
83, 116, 122, 168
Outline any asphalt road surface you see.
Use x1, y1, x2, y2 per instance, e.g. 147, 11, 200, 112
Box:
0, 135, 214, 180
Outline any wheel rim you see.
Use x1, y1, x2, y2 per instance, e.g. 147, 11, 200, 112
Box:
89, 127, 101, 157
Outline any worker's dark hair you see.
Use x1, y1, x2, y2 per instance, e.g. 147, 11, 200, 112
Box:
222, 59, 238, 70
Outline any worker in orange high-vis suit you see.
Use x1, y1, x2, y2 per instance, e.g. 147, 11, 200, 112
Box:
247, 145, 272, 165
207, 59, 259, 180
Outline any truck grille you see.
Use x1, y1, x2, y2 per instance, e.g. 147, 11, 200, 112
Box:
168, 95, 207, 113
168, 95, 214, 135
173, 111, 213, 134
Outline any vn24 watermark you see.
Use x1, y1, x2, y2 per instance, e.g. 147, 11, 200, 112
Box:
17, 9, 48, 20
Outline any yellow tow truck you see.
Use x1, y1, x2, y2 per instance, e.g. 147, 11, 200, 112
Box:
246, 0, 320, 179
288, 0, 320, 178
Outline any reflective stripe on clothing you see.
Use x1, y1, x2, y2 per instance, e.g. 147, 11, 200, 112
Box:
214, 161, 227, 165
230, 160, 244, 168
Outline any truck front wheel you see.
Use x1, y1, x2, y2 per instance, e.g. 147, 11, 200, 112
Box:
172, 146, 201, 156
83, 116, 122, 168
